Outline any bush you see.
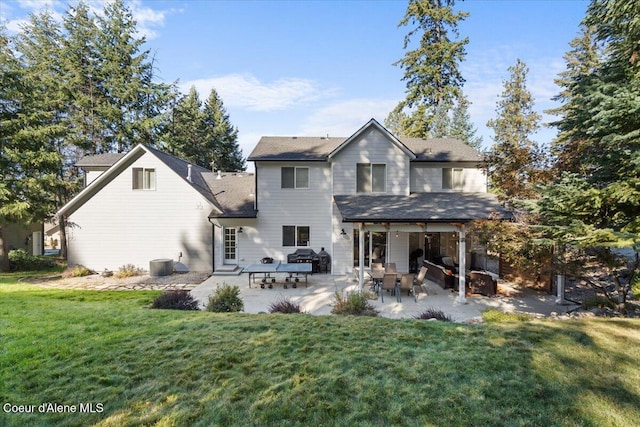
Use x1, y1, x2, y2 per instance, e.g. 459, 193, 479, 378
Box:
482, 308, 533, 323
206, 284, 244, 313
331, 290, 379, 317
151, 290, 200, 310
8, 249, 54, 271
632, 277, 640, 300
582, 295, 615, 310
268, 298, 304, 314
63, 265, 92, 278
115, 264, 144, 278
415, 308, 452, 322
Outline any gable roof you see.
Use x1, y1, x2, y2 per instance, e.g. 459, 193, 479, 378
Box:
327, 118, 416, 160
248, 120, 484, 162
75, 152, 126, 168
59, 145, 258, 218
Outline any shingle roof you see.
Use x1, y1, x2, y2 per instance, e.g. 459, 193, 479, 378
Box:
248, 136, 484, 162
203, 172, 257, 218
333, 193, 510, 223
75, 153, 126, 167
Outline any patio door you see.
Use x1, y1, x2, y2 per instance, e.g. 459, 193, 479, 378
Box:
353, 230, 387, 267
223, 228, 237, 264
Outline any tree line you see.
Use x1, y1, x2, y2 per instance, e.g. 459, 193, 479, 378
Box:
389, 0, 639, 307
0, 0, 245, 270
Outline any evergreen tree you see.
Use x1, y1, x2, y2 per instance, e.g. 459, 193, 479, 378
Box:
95, 0, 171, 152
486, 59, 543, 202
1, 17, 68, 269
546, 26, 601, 176
450, 93, 482, 149
429, 100, 451, 138
164, 86, 207, 165
386, 0, 468, 138
203, 88, 245, 172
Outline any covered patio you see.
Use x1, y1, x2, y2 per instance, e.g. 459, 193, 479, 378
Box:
333, 192, 511, 303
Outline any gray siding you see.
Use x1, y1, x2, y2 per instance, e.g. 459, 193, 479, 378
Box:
67, 153, 214, 272
410, 162, 487, 193
332, 128, 411, 196
227, 161, 333, 267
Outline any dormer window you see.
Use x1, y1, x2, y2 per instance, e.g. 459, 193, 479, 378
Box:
132, 168, 156, 190
357, 163, 386, 193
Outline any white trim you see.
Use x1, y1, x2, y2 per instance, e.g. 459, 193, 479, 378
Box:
328, 118, 416, 160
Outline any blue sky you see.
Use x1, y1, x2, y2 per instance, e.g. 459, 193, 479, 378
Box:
2, 0, 589, 170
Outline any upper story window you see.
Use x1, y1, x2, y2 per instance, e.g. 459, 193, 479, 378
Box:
442, 168, 463, 190
281, 167, 309, 189
357, 163, 386, 193
132, 168, 156, 190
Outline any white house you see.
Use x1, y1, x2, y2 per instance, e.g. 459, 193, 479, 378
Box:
59, 119, 508, 297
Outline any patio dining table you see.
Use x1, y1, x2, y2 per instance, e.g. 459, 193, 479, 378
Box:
367, 270, 406, 302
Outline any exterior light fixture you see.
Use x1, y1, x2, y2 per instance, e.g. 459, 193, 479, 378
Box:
340, 228, 347, 237
238, 227, 243, 233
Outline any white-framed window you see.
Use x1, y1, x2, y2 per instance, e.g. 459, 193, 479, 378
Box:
442, 168, 463, 190
283, 225, 310, 247
281, 167, 309, 189
132, 168, 156, 190
356, 163, 386, 193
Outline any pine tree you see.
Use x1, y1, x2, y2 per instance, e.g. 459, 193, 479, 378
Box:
486, 59, 543, 202
450, 93, 482, 149
163, 86, 207, 165
429, 100, 451, 138
203, 88, 245, 172
546, 26, 601, 176
386, 0, 468, 138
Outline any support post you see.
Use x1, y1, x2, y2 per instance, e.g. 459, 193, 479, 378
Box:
359, 223, 365, 287
457, 224, 467, 303
556, 274, 566, 305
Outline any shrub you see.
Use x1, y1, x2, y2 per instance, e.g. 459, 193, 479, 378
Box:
482, 308, 533, 323
415, 308, 452, 322
63, 265, 92, 278
8, 249, 54, 271
631, 278, 640, 300
331, 290, 379, 317
115, 264, 144, 278
582, 295, 615, 310
206, 284, 244, 313
268, 298, 304, 314
151, 290, 200, 310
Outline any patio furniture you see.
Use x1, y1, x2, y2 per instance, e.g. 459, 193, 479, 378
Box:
412, 266, 428, 301
385, 262, 397, 273
381, 273, 400, 303
371, 262, 384, 272
469, 271, 497, 296
399, 273, 415, 302
423, 260, 455, 289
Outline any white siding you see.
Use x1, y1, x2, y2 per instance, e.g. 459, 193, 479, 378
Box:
332, 128, 411, 196
410, 162, 487, 193
227, 162, 333, 267
67, 153, 214, 272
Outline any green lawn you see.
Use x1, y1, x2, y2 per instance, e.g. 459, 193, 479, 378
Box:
1, 277, 639, 426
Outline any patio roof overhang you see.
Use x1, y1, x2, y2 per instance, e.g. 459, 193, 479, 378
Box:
333, 192, 510, 224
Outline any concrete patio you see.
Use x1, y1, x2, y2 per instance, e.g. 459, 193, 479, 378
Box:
190, 273, 579, 322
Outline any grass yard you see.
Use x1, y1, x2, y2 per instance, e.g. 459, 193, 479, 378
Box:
1, 276, 640, 426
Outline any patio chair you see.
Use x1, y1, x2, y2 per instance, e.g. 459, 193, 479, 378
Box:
412, 266, 428, 301
399, 273, 415, 302
385, 262, 397, 273
371, 262, 384, 272
381, 273, 399, 303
